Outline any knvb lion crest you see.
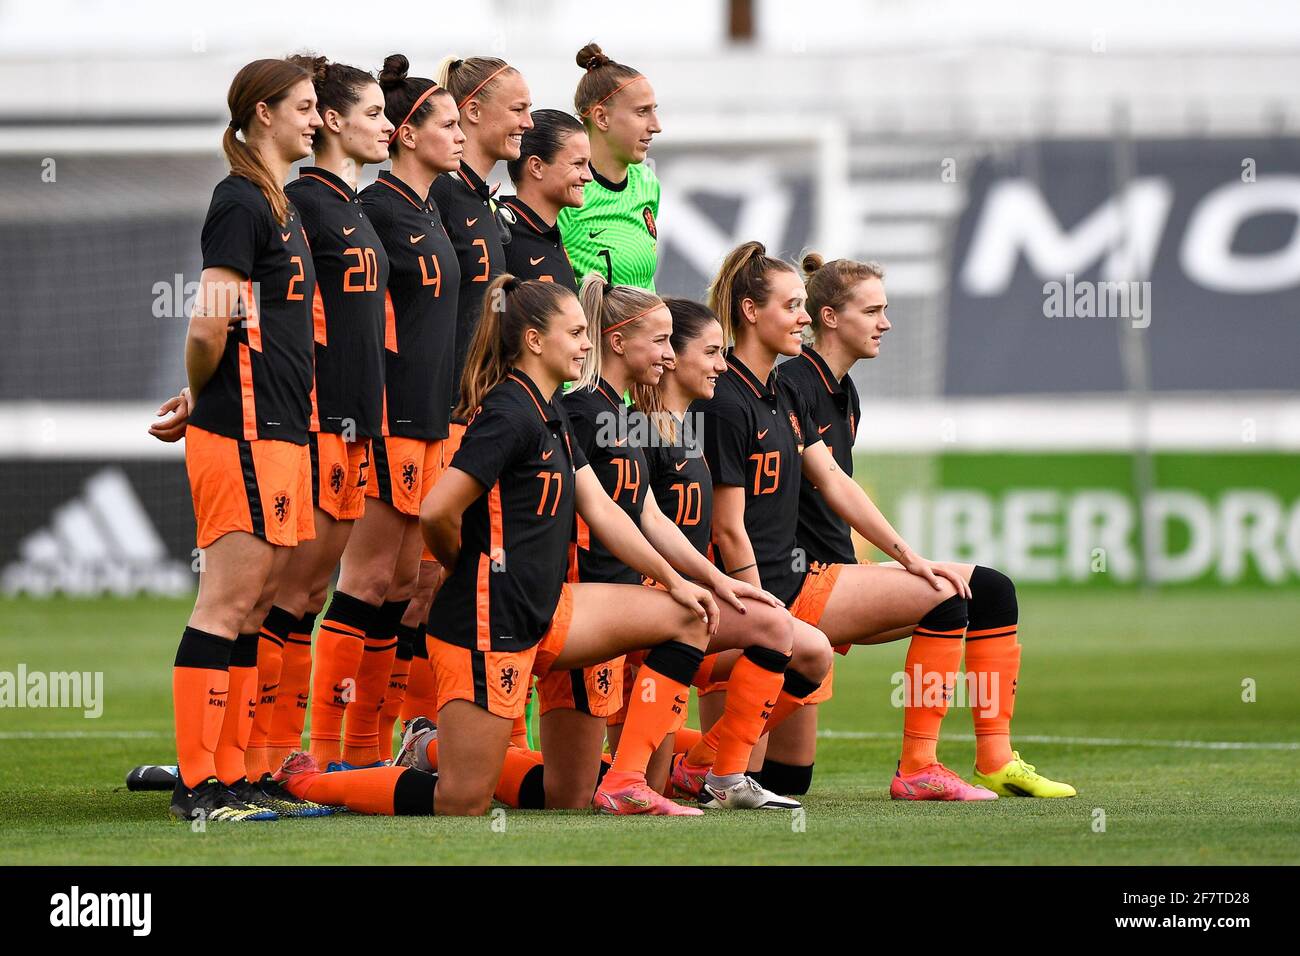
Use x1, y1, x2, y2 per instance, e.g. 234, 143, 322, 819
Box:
400, 459, 418, 492
272, 492, 290, 524
595, 666, 613, 696
642, 205, 657, 239
788, 411, 803, 444
329, 463, 345, 495
499, 665, 520, 694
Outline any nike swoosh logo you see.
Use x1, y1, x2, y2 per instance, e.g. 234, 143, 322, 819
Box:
818, 423, 832, 434
296, 693, 309, 702
260, 684, 279, 693
757, 429, 769, 440
529, 256, 545, 266
208, 689, 228, 696
674, 460, 687, 471
919, 781, 946, 792
466, 217, 478, 227
409, 233, 425, 243
343, 226, 356, 236
589, 229, 606, 238
613, 438, 627, 447
281, 232, 292, 242
541, 449, 554, 461
620, 794, 652, 809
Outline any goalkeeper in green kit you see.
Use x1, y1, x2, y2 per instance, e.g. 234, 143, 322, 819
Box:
560, 42, 662, 291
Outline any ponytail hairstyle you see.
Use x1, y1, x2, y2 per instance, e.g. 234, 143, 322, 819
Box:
456, 274, 575, 419
223, 58, 312, 224
377, 53, 448, 156
287, 53, 376, 149
437, 54, 515, 112
707, 240, 798, 346
574, 41, 643, 123
575, 272, 663, 391
506, 108, 586, 183
634, 297, 722, 444
801, 252, 885, 341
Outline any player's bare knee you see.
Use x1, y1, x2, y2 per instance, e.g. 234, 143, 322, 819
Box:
749, 606, 795, 656
791, 629, 833, 680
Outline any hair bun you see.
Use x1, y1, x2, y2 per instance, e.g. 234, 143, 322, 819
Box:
801, 251, 825, 276
503, 276, 520, 294
378, 53, 410, 89
576, 42, 611, 71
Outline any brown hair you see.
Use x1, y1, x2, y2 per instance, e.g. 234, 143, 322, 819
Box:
634, 297, 722, 443
801, 252, 885, 340
706, 240, 797, 346
377, 54, 449, 156
574, 272, 663, 390
457, 275, 575, 419
437, 55, 515, 110
223, 58, 312, 224
574, 42, 642, 121
287, 53, 376, 151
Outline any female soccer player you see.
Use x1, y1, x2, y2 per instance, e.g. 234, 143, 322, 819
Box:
165, 58, 322, 822
231, 55, 394, 788
305, 55, 464, 770
759, 253, 1076, 799
538, 278, 823, 811
500, 109, 590, 290
558, 43, 662, 290
430, 54, 532, 399
697, 241, 1074, 800
276, 274, 757, 816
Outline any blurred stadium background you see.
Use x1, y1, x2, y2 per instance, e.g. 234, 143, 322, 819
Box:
2, 0, 1298, 597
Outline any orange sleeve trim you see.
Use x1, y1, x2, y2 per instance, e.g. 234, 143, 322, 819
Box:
238, 342, 258, 440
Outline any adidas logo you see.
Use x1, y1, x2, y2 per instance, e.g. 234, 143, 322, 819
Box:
1, 468, 191, 597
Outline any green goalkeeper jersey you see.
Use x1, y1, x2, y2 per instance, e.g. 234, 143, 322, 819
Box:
558, 161, 660, 291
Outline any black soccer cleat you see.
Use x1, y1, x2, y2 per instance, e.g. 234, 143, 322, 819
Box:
169, 777, 278, 822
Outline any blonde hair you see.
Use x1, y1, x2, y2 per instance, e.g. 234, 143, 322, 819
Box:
456, 274, 575, 419
801, 251, 885, 340
574, 272, 663, 391
437, 55, 515, 110
706, 240, 797, 346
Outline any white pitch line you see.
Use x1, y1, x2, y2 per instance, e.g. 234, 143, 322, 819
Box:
0, 730, 168, 740
817, 730, 1300, 751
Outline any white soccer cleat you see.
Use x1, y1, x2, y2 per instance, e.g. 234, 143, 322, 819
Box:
394, 716, 437, 772
699, 775, 802, 810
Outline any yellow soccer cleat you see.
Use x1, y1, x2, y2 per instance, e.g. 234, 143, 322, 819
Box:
972, 751, 1077, 798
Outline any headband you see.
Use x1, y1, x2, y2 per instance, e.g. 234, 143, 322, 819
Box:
456, 64, 511, 110
603, 302, 661, 336
580, 74, 645, 118
388, 82, 440, 145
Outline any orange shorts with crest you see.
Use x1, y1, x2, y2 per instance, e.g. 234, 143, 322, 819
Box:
186, 425, 314, 549
368, 435, 446, 517
537, 655, 626, 718
789, 561, 844, 628
428, 583, 574, 720
310, 433, 370, 520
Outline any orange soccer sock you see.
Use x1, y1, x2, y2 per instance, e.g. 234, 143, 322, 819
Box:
172, 627, 233, 788
495, 748, 545, 808
377, 630, 414, 762
342, 599, 406, 766
214, 633, 259, 786
610, 642, 703, 776
510, 710, 530, 750
266, 610, 316, 769
710, 648, 790, 776
899, 595, 968, 775
245, 606, 294, 780
291, 764, 435, 815
673, 726, 702, 754
309, 592, 374, 766
398, 626, 438, 724
967, 632, 1021, 774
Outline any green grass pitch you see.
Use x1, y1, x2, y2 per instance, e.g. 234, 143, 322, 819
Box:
1, 589, 1297, 865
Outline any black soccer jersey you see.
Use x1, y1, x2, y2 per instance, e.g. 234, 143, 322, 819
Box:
428, 369, 587, 653
563, 380, 649, 586
698, 350, 823, 604
641, 410, 713, 558
429, 164, 510, 397
190, 175, 316, 444
359, 171, 460, 440
498, 196, 578, 292
285, 167, 389, 439
783, 347, 862, 566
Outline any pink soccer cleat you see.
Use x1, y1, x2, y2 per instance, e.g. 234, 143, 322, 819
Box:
669, 753, 710, 800
271, 751, 323, 800
593, 770, 704, 816
890, 762, 998, 801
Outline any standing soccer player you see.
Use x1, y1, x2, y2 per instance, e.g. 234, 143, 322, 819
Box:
500, 109, 591, 291
558, 43, 662, 291
234, 55, 394, 789
306, 55, 463, 769
163, 59, 321, 822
